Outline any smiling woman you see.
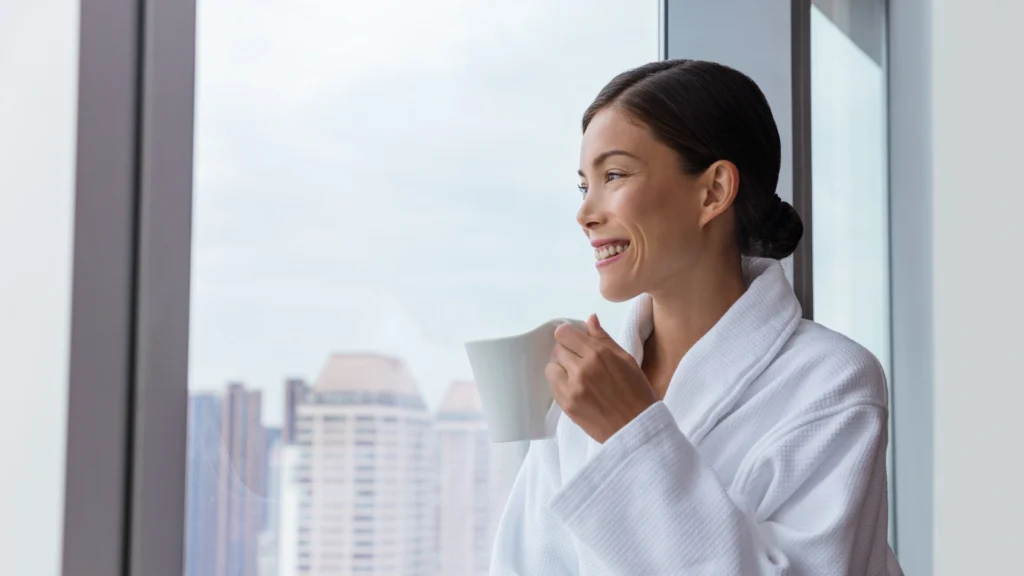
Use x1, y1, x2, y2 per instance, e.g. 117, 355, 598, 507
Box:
493, 59, 903, 575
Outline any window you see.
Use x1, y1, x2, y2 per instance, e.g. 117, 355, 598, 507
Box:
810, 0, 891, 377
809, 0, 893, 542
181, 1, 659, 575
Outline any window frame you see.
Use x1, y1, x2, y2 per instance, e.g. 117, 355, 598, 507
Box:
887, 0, 934, 572
61, 0, 143, 573
124, 0, 197, 573
61, 0, 197, 575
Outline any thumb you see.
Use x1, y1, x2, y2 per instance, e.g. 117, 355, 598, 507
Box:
587, 313, 611, 339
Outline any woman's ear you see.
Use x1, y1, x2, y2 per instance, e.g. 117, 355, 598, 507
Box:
698, 160, 739, 228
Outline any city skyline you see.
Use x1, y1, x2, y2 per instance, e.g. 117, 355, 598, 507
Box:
185, 350, 523, 576
195, 352, 510, 428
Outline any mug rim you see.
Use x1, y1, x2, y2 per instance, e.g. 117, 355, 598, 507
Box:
464, 317, 584, 348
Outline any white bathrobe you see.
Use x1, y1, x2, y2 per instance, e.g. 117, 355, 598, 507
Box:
491, 258, 903, 575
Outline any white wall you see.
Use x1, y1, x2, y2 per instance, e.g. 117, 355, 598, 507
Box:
931, 0, 1024, 573
0, 2, 80, 575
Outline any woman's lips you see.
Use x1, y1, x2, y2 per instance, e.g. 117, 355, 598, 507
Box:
595, 242, 630, 267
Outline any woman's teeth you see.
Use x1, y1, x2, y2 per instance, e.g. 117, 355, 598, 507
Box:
595, 243, 629, 261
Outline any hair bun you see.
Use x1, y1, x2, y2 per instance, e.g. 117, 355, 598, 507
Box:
749, 198, 803, 260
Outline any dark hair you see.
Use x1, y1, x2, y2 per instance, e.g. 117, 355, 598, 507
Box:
582, 59, 803, 260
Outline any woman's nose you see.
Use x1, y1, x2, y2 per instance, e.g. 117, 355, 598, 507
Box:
576, 195, 604, 229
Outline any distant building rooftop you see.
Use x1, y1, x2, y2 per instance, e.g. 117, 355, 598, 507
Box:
437, 380, 484, 422
307, 353, 426, 410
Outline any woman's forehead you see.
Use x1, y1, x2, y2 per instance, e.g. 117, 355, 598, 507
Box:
581, 108, 663, 165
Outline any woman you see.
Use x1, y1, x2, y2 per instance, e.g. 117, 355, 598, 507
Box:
490, 60, 902, 575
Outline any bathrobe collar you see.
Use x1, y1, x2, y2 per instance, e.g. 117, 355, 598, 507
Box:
619, 257, 803, 444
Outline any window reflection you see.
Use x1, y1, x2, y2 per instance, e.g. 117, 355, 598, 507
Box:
184, 1, 659, 575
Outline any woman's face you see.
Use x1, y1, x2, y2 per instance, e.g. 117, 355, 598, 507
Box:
577, 106, 712, 302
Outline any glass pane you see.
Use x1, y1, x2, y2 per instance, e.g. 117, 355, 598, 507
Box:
809, 0, 893, 542
0, 3, 79, 574
184, 1, 660, 575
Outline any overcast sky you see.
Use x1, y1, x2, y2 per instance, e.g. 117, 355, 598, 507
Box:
188, 0, 661, 425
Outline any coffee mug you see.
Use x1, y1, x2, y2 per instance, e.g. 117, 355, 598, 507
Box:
465, 318, 587, 443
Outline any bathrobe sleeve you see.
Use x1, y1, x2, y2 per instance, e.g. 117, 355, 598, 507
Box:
542, 400, 892, 576
490, 437, 580, 575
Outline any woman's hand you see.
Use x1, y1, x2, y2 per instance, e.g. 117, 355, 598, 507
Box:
547, 314, 657, 443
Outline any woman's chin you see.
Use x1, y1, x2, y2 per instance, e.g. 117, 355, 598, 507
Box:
598, 278, 641, 303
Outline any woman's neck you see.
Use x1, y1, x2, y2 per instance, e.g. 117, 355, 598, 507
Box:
643, 256, 747, 398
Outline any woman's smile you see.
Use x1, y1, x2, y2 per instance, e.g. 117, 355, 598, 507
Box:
592, 239, 631, 267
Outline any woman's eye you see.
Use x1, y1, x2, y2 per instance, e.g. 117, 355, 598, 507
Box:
606, 171, 624, 182
577, 184, 588, 196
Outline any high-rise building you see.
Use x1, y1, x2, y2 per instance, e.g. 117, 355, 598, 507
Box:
279, 353, 437, 576
259, 427, 282, 576
436, 380, 491, 576
263, 427, 282, 533
436, 380, 519, 576
185, 393, 223, 576
276, 444, 303, 576
282, 378, 308, 445
216, 383, 267, 576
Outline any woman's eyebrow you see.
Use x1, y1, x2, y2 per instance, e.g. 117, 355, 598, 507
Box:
578, 150, 642, 176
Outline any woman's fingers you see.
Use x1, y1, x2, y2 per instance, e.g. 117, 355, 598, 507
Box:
545, 361, 569, 386
553, 323, 590, 357
552, 342, 580, 374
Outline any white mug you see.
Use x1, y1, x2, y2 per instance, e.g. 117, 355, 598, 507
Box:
465, 318, 586, 443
